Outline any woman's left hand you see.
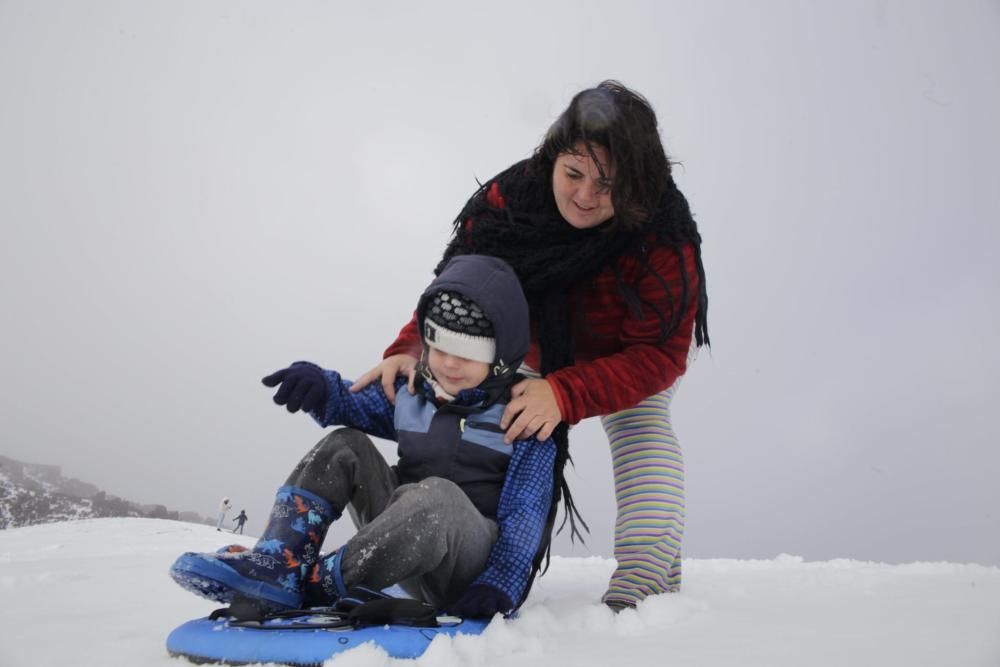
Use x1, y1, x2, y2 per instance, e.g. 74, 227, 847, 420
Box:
500, 378, 562, 444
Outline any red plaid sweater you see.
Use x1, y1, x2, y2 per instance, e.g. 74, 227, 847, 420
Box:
387, 180, 699, 423
384, 237, 699, 425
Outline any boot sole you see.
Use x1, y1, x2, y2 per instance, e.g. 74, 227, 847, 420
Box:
170, 553, 302, 609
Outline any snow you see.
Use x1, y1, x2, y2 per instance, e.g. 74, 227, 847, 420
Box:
1, 519, 998, 666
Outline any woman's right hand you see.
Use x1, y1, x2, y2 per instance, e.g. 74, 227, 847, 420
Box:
350, 353, 419, 403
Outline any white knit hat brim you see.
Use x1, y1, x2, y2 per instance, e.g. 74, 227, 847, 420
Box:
424, 319, 495, 364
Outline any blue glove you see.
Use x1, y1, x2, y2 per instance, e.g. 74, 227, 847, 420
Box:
261, 363, 328, 414
447, 584, 513, 618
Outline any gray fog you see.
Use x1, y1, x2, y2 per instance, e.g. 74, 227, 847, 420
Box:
2, 0, 998, 565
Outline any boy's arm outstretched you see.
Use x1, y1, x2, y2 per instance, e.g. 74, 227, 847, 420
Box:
262, 361, 399, 441
450, 435, 557, 617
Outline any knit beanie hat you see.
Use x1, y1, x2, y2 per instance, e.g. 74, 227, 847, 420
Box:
423, 290, 496, 364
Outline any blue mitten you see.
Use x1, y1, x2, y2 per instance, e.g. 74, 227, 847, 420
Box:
447, 584, 513, 618
261, 363, 328, 414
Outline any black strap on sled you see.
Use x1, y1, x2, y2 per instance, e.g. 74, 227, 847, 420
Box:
347, 598, 439, 628
213, 597, 440, 630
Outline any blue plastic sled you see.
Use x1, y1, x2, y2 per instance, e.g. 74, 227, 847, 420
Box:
166, 613, 490, 665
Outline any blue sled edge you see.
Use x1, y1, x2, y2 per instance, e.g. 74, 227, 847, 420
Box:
166, 615, 491, 665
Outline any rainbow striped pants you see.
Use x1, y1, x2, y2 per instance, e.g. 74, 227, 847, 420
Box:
600, 378, 686, 606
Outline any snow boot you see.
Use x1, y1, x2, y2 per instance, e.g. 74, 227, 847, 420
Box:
302, 547, 391, 611
170, 486, 338, 610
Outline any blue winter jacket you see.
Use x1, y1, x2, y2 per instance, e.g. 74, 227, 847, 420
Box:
302, 254, 555, 609
305, 367, 555, 610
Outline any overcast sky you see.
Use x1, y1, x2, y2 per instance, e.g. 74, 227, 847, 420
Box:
2, 0, 998, 565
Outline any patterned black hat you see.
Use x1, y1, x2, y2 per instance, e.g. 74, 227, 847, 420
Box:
423, 290, 496, 363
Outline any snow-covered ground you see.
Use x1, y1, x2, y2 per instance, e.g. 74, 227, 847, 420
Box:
1, 518, 997, 667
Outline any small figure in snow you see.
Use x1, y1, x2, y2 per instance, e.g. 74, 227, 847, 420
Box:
216, 497, 231, 532
232, 510, 248, 534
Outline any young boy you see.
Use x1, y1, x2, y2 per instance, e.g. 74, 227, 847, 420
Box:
170, 255, 557, 618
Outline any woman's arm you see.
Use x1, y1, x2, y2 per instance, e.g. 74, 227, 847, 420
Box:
502, 244, 700, 435
545, 244, 699, 424
349, 314, 421, 402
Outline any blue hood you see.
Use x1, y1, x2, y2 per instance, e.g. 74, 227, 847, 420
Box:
416, 255, 529, 378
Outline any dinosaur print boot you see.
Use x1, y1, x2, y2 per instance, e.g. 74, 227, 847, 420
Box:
170, 486, 338, 610
302, 547, 348, 607
302, 548, 392, 611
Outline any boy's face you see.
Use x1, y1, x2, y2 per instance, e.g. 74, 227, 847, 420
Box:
427, 346, 491, 395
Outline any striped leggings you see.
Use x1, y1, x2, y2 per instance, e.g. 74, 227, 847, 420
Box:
600, 376, 686, 606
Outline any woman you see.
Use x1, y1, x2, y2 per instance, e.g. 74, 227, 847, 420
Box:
353, 80, 709, 610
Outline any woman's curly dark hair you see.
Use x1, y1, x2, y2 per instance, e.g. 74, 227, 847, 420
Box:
532, 80, 672, 231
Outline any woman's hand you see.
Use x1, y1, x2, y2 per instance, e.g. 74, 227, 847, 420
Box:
350, 354, 419, 403
500, 378, 562, 444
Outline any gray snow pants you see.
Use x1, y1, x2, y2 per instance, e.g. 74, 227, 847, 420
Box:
285, 428, 498, 607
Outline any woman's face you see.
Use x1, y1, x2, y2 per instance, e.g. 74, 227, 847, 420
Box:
552, 142, 615, 229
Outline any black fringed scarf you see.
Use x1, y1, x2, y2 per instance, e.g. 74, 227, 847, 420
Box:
435, 158, 709, 605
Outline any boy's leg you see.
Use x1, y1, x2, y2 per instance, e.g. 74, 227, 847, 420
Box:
285, 427, 398, 524
309, 477, 497, 609
171, 428, 396, 608
600, 385, 685, 609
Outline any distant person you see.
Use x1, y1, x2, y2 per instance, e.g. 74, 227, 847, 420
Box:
232, 510, 248, 534
170, 255, 579, 619
216, 497, 231, 532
